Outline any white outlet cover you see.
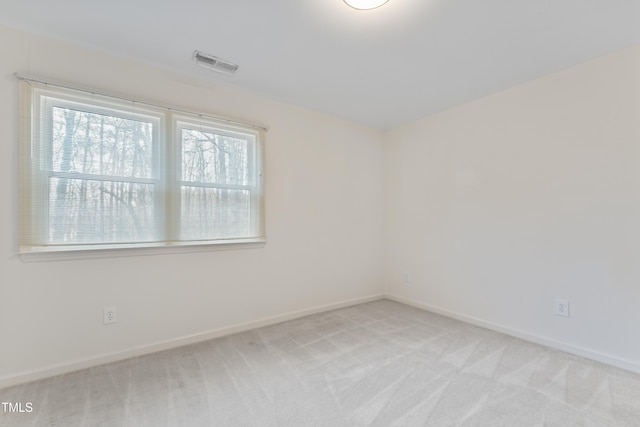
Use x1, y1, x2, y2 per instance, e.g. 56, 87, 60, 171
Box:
103, 306, 117, 325
555, 299, 569, 317
403, 272, 411, 283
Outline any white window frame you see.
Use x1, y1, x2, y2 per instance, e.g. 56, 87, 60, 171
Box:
18, 77, 266, 260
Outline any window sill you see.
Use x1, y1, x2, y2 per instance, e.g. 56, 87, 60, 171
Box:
18, 239, 266, 262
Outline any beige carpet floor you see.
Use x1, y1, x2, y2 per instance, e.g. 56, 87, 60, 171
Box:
1, 299, 639, 426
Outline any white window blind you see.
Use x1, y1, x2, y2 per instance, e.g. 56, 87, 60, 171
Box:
19, 77, 265, 255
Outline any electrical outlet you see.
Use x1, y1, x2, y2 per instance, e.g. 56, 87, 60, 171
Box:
103, 307, 117, 325
403, 272, 411, 284
555, 299, 569, 317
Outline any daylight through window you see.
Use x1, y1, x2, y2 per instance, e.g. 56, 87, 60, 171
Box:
19, 79, 265, 254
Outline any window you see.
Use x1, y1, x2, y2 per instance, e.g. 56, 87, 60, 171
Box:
19, 79, 265, 255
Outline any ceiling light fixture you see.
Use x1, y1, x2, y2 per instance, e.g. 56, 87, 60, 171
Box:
343, 0, 390, 10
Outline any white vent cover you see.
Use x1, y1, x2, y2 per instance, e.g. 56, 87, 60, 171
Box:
193, 51, 238, 76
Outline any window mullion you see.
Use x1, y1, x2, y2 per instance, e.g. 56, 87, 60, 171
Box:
163, 113, 178, 242
48, 171, 156, 185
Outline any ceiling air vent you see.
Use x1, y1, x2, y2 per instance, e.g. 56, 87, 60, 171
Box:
193, 51, 238, 76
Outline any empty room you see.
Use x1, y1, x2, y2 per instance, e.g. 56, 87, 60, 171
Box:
1, 0, 639, 425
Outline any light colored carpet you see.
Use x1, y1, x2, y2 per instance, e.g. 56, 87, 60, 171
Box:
1, 299, 639, 426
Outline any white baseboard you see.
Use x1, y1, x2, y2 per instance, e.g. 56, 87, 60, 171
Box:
0, 294, 386, 389
4, 293, 637, 389
385, 294, 640, 375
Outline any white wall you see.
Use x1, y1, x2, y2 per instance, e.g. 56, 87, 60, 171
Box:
0, 25, 386, 386
385, 45, 640, 371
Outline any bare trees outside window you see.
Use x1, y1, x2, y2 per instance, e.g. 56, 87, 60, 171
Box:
179, 127, 254, 240
20, 80, 264, 253
49, 107, 155, 244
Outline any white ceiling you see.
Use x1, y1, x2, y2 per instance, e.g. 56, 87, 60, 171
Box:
1, 0, 638, 129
